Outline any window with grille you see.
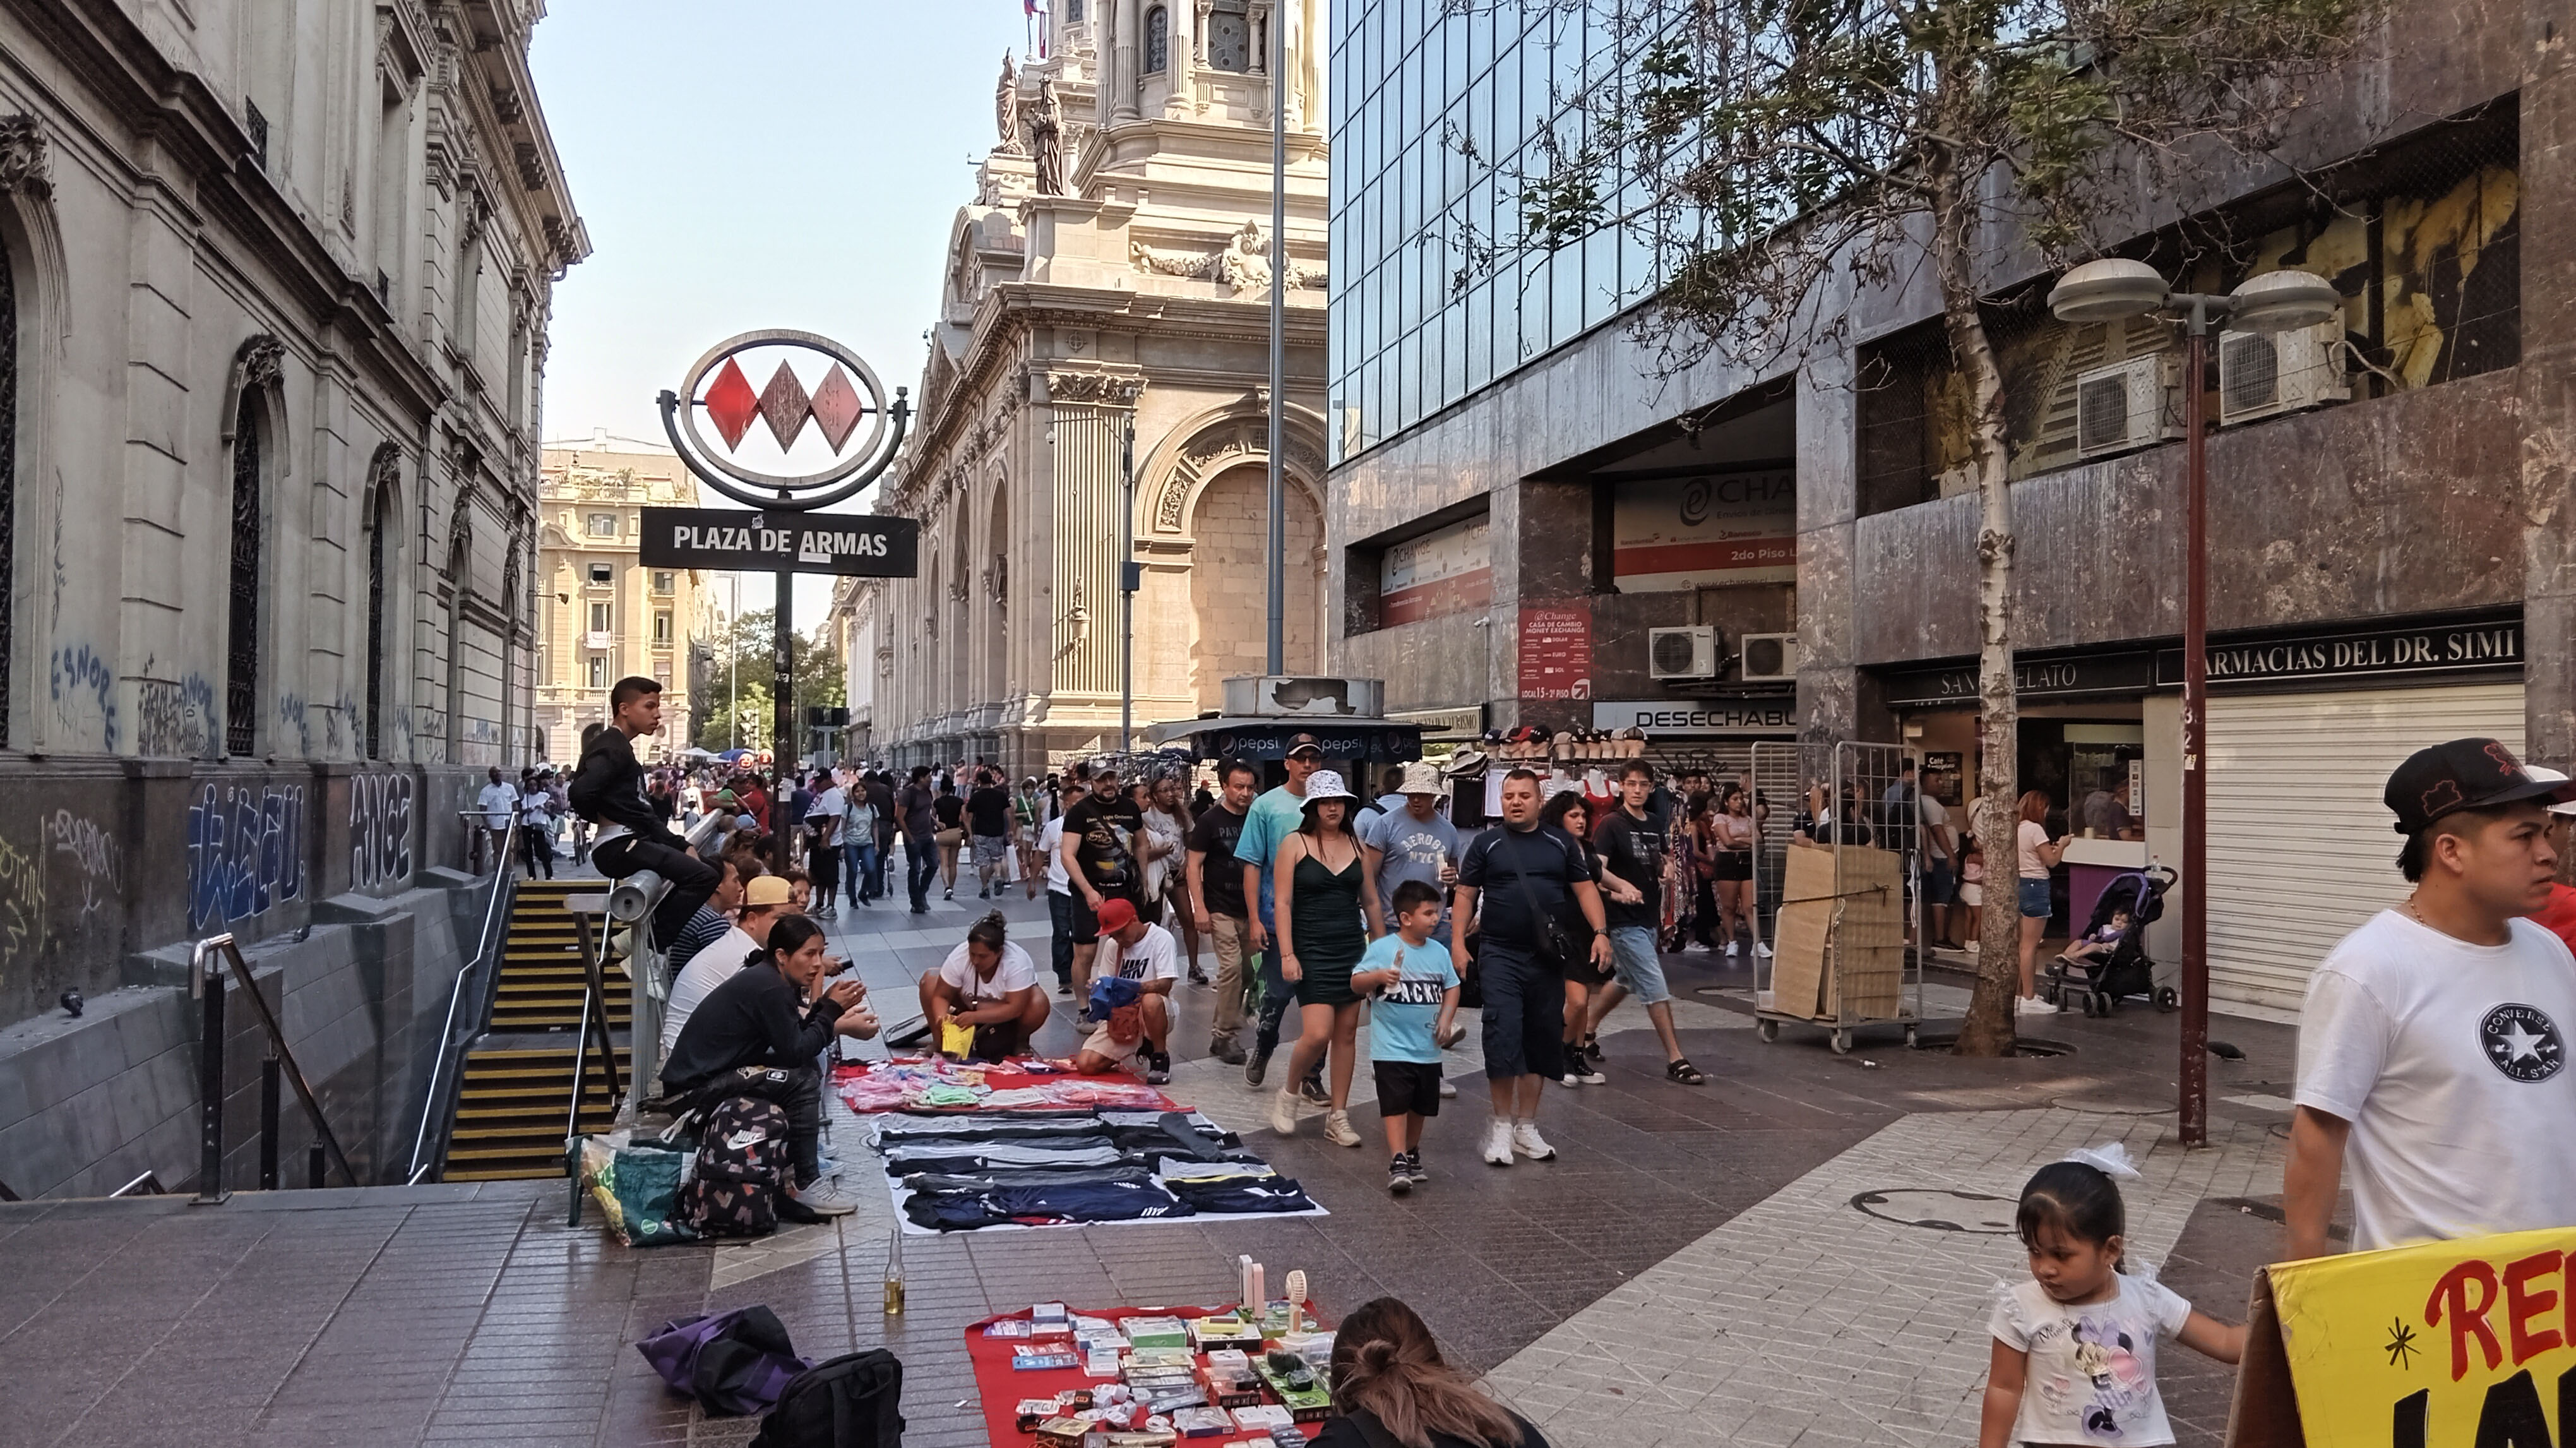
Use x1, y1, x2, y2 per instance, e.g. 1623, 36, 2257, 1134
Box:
226, 389, 262, 755
653, 610, 672, 643
366, 479, 390, 757
652, 570, 674, 594
589, 601, 611, 633
586, 512, 616, 537
1145, 6, 1169, 71
587, 656, 606, 688
1207, 0, 1251, 71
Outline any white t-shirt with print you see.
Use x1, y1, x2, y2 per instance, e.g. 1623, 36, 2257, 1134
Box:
1040, 817, 1070, 894
937, 940, 1039, 1005
660, 924, 760, 1060
1989, 1275, 2193, 1446
2295, 909, 2576, 1250
1108, 922, 1181, 985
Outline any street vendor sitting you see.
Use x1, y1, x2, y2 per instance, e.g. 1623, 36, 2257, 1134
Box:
1070, 897, 1179, 1083
919, 911, 1053, 1062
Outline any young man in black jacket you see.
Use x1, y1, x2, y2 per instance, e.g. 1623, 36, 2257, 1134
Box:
662, 914, 871, 1219
569, 676, 720, 954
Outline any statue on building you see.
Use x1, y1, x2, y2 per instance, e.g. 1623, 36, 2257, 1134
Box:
1031, 78, 1066, 195
1217, 219, 1271, 291
994, 53, 1025, 155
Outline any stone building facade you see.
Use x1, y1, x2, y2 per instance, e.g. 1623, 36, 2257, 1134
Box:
0, 0, 583, 1032
846, 1, 1332, 774
1327, 0, 2566, 1017
535, 435, 707, 765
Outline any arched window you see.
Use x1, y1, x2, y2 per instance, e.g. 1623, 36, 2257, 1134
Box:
225, 386, 263, 756
1065, 0, 1084, 23
1145, 6, 1169, 73
364, 467, 393, 758
0, 237, 18, 750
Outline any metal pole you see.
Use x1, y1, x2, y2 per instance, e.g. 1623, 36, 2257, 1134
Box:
193, 959, 227, 1205
1263, 1, 1287, 675
730, 575, 740, 750
2179, 307, 2211, 1147
773, 520, 796, 877
1121, 413, 1136, 755
258, 1056, 281, 1191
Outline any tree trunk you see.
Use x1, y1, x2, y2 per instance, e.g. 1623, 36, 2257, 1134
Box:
1925, 135, 2022, 1058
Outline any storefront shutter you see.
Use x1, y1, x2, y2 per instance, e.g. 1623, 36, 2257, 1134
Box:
2205, 682, 2525, 1017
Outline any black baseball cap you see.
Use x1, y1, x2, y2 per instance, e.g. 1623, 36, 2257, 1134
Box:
1284, 733, 1324, 758
2384, 738, 2576, 834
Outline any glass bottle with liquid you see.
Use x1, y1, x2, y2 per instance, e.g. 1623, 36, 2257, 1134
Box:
883, 1228, 905, 1316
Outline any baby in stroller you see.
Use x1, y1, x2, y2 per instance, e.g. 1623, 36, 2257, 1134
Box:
2044, 866, 2178, 1017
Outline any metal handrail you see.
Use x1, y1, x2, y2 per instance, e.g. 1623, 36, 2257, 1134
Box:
190, 933, 357, 1202
403, 806, 523, 1183
560, 896, 626, 1223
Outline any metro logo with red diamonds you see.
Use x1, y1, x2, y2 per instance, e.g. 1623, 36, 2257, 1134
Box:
700, 354, 870, 454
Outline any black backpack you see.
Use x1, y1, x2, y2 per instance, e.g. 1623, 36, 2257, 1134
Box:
677, 1094, 790, 1236
749, 1349, 905, 1448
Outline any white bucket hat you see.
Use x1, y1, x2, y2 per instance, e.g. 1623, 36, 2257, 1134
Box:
1301, 769, 1355, 803
1398, 761, 1443, 796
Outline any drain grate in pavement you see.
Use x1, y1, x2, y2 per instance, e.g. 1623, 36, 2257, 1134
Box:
1850, 1187, 2018, 1233
2051, 1094, 2176, 1115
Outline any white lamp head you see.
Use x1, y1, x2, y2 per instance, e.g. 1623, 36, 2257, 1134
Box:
2226, 270, 2344, 333
2048, 259, 2171, 323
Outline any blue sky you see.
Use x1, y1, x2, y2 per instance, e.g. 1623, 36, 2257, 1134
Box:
530, 1, 1030, 616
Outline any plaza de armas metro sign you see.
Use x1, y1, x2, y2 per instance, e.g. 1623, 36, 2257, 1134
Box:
643, 330, 917, 861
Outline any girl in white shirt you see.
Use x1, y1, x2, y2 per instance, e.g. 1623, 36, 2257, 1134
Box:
1980, 1160, 2243, 1448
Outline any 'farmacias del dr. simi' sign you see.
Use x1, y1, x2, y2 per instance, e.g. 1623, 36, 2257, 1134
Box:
637, 506, 919, 577
2229, 1226, 2576, 1447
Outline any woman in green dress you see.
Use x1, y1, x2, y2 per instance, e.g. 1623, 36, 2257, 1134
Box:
1271, 770, 1385, 1148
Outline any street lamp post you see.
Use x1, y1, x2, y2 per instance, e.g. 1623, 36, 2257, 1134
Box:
2048, 261, 2341, 1147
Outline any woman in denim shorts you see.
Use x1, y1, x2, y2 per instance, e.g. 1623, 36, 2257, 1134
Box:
2013, 791, 2069, 1014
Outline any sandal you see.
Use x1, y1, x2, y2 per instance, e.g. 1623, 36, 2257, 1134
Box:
1666, 1058, 1707, 1086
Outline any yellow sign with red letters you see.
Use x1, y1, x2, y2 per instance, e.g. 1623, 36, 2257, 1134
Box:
2229, 1226, 2576, 1447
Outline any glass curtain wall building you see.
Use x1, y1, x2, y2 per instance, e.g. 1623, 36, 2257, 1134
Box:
1327, 3, 1658, 464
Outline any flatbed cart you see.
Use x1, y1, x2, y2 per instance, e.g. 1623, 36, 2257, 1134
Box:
1748, 740, 1925, 1054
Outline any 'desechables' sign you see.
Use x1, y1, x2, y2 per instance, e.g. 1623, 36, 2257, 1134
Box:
638, 506, 919, 577
2229, 1225, 2576, 1448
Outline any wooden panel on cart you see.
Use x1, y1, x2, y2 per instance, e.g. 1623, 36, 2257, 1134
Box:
1770, 839, 1905, 1020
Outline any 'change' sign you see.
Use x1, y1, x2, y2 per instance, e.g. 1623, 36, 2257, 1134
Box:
638, 506, 919, 577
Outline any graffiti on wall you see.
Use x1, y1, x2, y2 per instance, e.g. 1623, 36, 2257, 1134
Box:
0, 833, 44, 988
349, 772, 414, 889
136, 674, 217, 758
187, 782, 307, 932
45, 810, 122, 930
51, 643, 117, 751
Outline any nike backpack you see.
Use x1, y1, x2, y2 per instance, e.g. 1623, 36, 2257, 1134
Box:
677, 1094, 790, 1236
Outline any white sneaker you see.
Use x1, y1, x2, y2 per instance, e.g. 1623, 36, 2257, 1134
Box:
1322, 1110, 1362, 1147
1271, 1088, 1301, 1135
1724, 940, 1739, 958
1511, 1122, 1558, 1161
1755, 942, 1774, 959
1437, 1077, 1458, 1099
789, 1180, 862, 1218
1482, 1120, 1514, 1167
2017, 995, 2061, 1015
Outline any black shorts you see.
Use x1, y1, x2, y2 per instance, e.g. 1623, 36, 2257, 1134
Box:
1373, 1060, 1444, 1118
1712, 850, 1754, 882
1069, 889, 1143, 945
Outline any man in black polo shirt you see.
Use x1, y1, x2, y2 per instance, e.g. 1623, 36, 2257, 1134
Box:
662, 916, 870, 1219
1453, 767, 1614, 1168
1187, 758, 1259, 1065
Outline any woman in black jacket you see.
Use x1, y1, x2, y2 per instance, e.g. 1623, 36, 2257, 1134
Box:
1315, 1298, 1550, 1448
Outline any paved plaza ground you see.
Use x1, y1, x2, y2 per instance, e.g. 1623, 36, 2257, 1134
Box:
0, 874, 2335, 1447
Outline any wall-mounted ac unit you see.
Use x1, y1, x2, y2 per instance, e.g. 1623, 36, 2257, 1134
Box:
2217, 320, 2350, 426
1740, 633, 1799, 682
2073, 353, 2184, 460
1648, 626, 1721, 681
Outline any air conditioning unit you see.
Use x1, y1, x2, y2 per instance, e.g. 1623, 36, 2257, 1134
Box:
2217, 320, 2350, 425
1648, 626, 1721, 681
1740, 633, 1799, 682
2073, 352, 2184, 460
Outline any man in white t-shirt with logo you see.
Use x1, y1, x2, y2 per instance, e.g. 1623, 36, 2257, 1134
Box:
2286, 736, 2576, 1259
1071, 897, 1179, 1083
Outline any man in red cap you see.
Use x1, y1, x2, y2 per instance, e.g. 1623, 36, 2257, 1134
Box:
2285, 738, 2576, 1259
1071, 896, 1179, 1082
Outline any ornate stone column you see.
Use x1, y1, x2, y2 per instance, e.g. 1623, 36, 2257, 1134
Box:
1042, 371, 1145, 703
1112, 0, 1143, 121
1164, 1, 1195, 117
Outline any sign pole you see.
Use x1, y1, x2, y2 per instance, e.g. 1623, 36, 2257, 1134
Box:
773, 551, 796, 877
1263, 0, 1287, 676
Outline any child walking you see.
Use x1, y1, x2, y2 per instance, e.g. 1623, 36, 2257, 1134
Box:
1980, 1158, 2245, 1448
1349, 880, 1461, 1197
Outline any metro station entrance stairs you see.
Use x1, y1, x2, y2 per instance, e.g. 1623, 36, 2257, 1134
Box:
441, 880, 631, 1182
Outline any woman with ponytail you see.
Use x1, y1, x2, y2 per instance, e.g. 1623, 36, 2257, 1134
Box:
1320, 1298, 1549, 1448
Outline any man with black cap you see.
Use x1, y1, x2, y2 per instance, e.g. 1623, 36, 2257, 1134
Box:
2284, 737, 2576, 1260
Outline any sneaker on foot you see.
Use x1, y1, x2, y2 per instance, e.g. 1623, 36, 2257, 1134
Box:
1403, 1150, 1428, 1183
943, 887, 954, 901
1756, 941, 1775, 959
2017, 995, 2060, 1015
1270, 1089, 1301, 1136
1188, 966, 1210, 985
1298, 1073, 1331, 1106
1566, 1063, 1607, 1086
1511, 1122, 1558, 1161
1323, 1110, 1362, 1147
1482, 1120, 1515, 1167
1389, 1159, 1413, 1195
786, 1181, 861, 1218
1210, 1033, 1248, 1067
1436, 1077, 1458, 1099
1145, 1050, 1172, 1086
1245, 1041, 1273, 1088
1724, 940, 1740, 958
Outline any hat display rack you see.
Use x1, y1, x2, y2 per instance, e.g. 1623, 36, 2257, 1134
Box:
1450, 726, 1649, 772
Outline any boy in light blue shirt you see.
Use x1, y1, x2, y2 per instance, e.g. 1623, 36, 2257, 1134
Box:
1350, 879, 1460, 1197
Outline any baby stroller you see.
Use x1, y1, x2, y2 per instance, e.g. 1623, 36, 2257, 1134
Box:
2042, 865, 2179, 1017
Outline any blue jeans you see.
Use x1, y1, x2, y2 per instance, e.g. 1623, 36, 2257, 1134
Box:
844, 841, 876, 902
1047, 890, 1077, 988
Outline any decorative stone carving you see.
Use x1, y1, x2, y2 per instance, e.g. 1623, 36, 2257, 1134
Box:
0, 114, 51, 196
237, 335, 287, 392
994, 54, 1025, 155
1151, 415, 1327, 532
1044, 371, 1145, 405
1129, 239, 1215, 278
1128, 222, 1326, 291
1030, 78, 1066, 196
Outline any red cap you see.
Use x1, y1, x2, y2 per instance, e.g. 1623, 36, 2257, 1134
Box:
1094, 897, 1138, 933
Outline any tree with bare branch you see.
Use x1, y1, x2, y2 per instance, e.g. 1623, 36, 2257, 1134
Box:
1494, 0, 2381, 1054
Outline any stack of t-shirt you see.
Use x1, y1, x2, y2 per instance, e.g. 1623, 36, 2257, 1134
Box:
873, 1108, 1321, 1231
